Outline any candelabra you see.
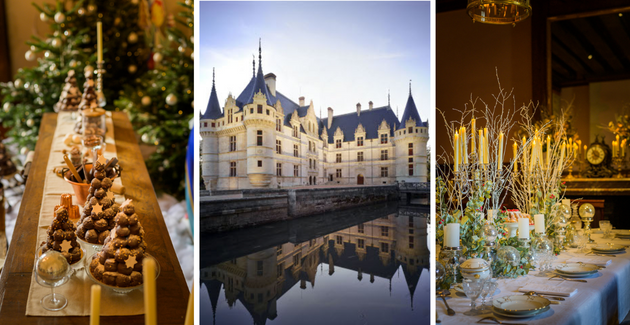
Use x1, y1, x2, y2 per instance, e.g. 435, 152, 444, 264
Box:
566, 163, 575, 179
482, 222, 497, 277
96, 61, 106, 107
613, 154, 626, 179
579, 203, 595, 244
443, 246, 461, 284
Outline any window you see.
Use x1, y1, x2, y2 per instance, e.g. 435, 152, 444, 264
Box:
257, 261, 263, 276
357, 152, 364, 162
358, 224, 364, 233
227, 109, 233, 123
257, 105, 263, 114
230, 161, 236, 177
381, 150, 388, 161
276, 140, 282, 154
258, 160, 262, 167
266, 109, 270, 115
336, 169, 342, 178
250, 108, 254, 114
235, 117, 239, 122
293, 254, 300, 266
308, 141, 312, 152
409, 228, 414, 234
294, 144, 299, 157
277, 245, 283, 256
203, 122, 207, 127
314, 160, 317, 169
409, 157, 413, 163
358, 239, 365, 248
409, 143, 413, 155
380, 133, 388, 144
229, 136, 236, 152
409, 236, 414, 249
336, 139, 342, 148
276, 163, 282, 176
336, 236, 343, 245
257, 130, 263, 146
211, 122, 215, 127
357, 137, 363, 146
336, 153, 342, 163
276, 118, 282, 132
381, 167, 388, 177
381, 242, 389, 253
293, 126, 299, 138
277, 264, 283, 277
408, 127, 413, 134
409, 218, 414, 227
409, 164, 414, 176
381, 226, 389, 237
294, 165, 299, 177
309, 159, 312, 169
258, 293, 263, 303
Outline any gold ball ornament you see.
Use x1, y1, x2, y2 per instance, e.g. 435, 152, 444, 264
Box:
114, 17, 121, 26
141, 96, 151, 106
128, 32, 138, 44
77, 7, 86, 16
51, 38, 62, 48
152, 52, 163, 63
25, 50, 36, 61
87, 4, 96, 14
44, 51, 52, 58
26, 119, 34, 127
14, 79, 23, 89
178, 46, 185, 53
36, 250, 69, 283
40, 12, 49, 22
64, 30, 72, 37
165, 93, 178, 106
69, 59, 77, 68
3, 102, 12, 112
128, 65, 137, 74
54, 12, 65, 24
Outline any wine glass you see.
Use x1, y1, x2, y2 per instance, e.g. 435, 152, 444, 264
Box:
462, 278, 485, 316
35, 249, 72, 311
600, 220, 612, 238
479, 279, 498, 311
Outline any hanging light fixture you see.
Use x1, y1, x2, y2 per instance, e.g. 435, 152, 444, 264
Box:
467, 0, 531, 26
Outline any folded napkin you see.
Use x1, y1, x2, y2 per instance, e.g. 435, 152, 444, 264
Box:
566, 256, 612, 266
518, 284, 577, 297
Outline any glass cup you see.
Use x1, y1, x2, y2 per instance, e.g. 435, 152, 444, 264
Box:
35, 248, 73, 311
600, 220, 612, 238
462, 278, 485, 316
479, 279, 498, 311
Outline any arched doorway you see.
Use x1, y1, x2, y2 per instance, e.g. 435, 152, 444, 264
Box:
357, 174, 364, 185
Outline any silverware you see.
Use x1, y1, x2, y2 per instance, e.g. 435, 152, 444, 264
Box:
524, 291, 565, 301
438, 292, 456, 316
477, 316, 528, 325
549, 275, 587, 282
587, 251, 616, 257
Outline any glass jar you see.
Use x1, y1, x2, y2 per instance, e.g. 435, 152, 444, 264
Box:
81, 107, 106, 139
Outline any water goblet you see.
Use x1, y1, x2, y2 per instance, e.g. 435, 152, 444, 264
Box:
600, 220, 612, 238
462, 277, 485, 316
35, 249, 72, 311
479, 279, 498, 311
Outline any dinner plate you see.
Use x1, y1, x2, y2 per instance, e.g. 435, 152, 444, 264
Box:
592, 243, 626, 251
493, 295, 551, 315
492, 306, 551, 318
556, 263, 599, 274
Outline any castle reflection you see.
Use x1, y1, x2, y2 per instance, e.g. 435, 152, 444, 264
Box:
200, 204, 428, 325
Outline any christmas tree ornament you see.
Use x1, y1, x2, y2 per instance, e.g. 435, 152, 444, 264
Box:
23, 82, 30, 90
141, 96, 151, 106
178, 46, 185, 53
44, 51, 52, 58
128, 65, 137, 74
190, 35, 194, 44
3, 102, 11, 112
20, 147, 29, 155
40, 12, 49, 22
128, 32, 138, 44
69, 59, 77, 68
30, 45, 36, 51
190, 52, 194, 60
64, 30, 72, 37
163, 160, 170, 168
77, 7, 86, 16
141, 133, 149, 143
51, 38, 61, 48
54, 12, 65, 24
35, 97, 44, 105
114, 17, 121, 26
165, 93, 177, 106
26, 119, 34, 127
25, 50, 36, 61
87, 4, 97, 14
152, 52, 163, 63
82, 35, 91, 44
191, 101, 194, 108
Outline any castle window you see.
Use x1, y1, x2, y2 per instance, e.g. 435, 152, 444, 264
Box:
358, 224, 364, 233
409, 236, 414, 249
258, 160, 262, 167
357, 152, 364, 162
409, 164, 414, 176
230, 162, 236, 177
277, 264, 283, 277
409, 157, 413, 163
276, 140, 282, 155
336, 169, 342, 178
358, 239, 365, 248
257, 261, 263, 276
409, 143, 413, 155
336, 236, 343, 245
293, 126, 299, 138
314, 160, 317, 169
409, 127, 413, 134
381, 242, 389, 253
229, 136, 236, 152
235, 117, 239, 122
250, 108, 254, 114
381, 167, 388, 177
276, 118, 282, 132
258, 293, 263, 303
381, 226, 389, 237
203, 122, 207, 127
211, 122, 215, 127
336, 139, 341, 148
294, 144, 299, 157
308, 141, 312, 152
409, 218, 414, 227
409, 228, 414, 234
309, 159, 312, 169
277, 245, 283, 256
276, 163, 282, 176
381, 150, 388, 161
416, 129, 419, 133
357, 137, 363, 146
381, 134, 388, 144
336, 154, 342, 163
257, 130, 263, 146
266, 109, 270, 115
403, 130, 406, 134
294, 165, 299, 177
257, 105, 263, 114
227, 109, 233, 123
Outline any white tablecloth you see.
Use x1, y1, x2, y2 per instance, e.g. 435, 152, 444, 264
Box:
438, 232, 630, 325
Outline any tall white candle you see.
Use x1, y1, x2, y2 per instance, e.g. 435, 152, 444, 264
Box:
498, 132, 504, 170
487, 209, 495, 223
518, 217, 530, 239
534, 214, 545, 233
462, 127, 468, 164
443, 224, 449, 247
445, 223, 460, 247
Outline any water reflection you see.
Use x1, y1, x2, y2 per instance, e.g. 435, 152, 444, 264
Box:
200, 203, 429, 325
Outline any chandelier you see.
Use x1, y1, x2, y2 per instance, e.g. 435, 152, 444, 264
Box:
467, 0, 532, 26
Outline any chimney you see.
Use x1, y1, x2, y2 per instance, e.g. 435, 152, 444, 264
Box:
356, 103, 361, 116
299, 96, 305, 106
264, 73, 276, 96
369, 101, 373, 110
327, 107, 333, 129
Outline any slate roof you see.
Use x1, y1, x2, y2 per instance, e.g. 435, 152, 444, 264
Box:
202, 78, 223, 120
324, 106, 400, 143
398, 93, 424, 129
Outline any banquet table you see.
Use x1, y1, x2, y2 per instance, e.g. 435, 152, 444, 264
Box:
437, 231, 630, 325
0, 112, 190, 323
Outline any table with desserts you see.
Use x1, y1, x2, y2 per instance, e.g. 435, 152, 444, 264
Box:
0, 112, 190, 323
437, 230, 630, 325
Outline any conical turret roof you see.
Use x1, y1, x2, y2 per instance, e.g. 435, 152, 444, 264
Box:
202, 68, 223, 120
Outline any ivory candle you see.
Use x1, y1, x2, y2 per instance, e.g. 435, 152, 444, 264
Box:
513, 141, 518, 172
518, 217, 530, 239
559, 142, 565, 171
534, 214, 545, 233
462, 127, 468, 164
97, 21, 103, 63
487, 209, 496, 222
522, 136, 528, 170
454, 134, 459, 172
530, 139, 536, 172
471, 117, 476, 153
443, 224, 449, 247
484, 128, 489, 164
573, 143, 578, 158
144, 257, 157, 325
90, 284, 101, 325
498, 132, 504, 170
445, 223, 460, 247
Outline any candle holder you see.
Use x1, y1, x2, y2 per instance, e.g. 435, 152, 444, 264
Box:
579, 203, 595, 244
518, 237, 530, 249
566, 163, 575, 179
613, 154, 626, 179
443, 246, 461, 284
96, 61, 106, 107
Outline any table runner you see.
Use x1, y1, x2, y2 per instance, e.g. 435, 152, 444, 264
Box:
437, 232, 630, 325
25, 112, 144, 316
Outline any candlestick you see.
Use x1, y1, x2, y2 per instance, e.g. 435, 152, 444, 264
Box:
498, 132, 504, 170
518, 217, 530, 239
445, 223, 460, 247
90, 285, 101, 325
144, 258, 157, 325
97, 21, 103, 63
534, 214, 545, 233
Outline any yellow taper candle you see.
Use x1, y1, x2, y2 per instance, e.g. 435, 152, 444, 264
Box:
454, 133, 459, 172
513, 141, 518, 172
479, 130, 484, 164
483, 128, 489, 164
144, 257, 157, 325
584, 145, 587, 160
185, 286, 194, 325
471, 117, 476, 154
498, 132, 504, 170
546, 135, 551, 169
90, 285, 101, 325
522, 136, 527, 170
97, 21, 103, 63
462, 127, 468, 164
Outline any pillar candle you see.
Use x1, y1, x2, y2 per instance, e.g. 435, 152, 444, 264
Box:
562, 199, 570, 207
518, 217, 530, 239
522, 136, 528, 171
144, 258, 157, 325
498, 132, 504, 170
479, 130, 484, 164
97, 21, 103, 63
443, 223, 449, 247
487, 209, 495, 222
471, 117, 476, 154
513, 141, 518, 172
90, 285, 101, 325
534, 214, 545, 233
573, 143, 578, 158
445, 223, 460, 247
530, 139, 536, 172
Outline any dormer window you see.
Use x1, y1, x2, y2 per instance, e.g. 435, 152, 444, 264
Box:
357, 137, 364, 147
276, 118, 282, 132
381, 134, 388, 144
336, 139, 341, 148
408, 127, 413, 134
293, 126, 299, 138
257, 105, 263, 114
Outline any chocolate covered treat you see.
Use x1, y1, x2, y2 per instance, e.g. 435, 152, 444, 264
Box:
78, 72, 98, 111
75, 156, 119, 244
89, 199, 147, 287
55, 70, 82, 112
41, 207, 82, 264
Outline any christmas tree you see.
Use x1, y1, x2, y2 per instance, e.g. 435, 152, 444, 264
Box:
41, 206, 82, 264
89, 199, 147, 287
75, 156, 119, 244
115, 1, 194, 199
0, 0, 149, 151
54, 70, 82, 112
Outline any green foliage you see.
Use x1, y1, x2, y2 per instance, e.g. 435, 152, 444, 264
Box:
0, 0, 148, 150
115, 1, 193, 199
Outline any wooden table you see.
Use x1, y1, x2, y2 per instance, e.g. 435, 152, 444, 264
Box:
0, 113, 190, 323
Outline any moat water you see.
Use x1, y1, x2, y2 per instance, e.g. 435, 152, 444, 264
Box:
200, 202, 430, 325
